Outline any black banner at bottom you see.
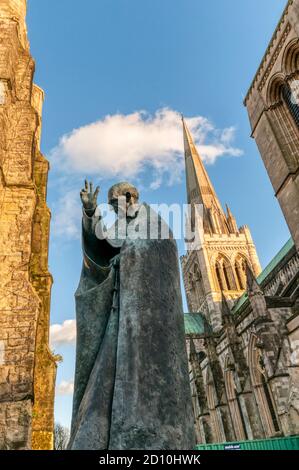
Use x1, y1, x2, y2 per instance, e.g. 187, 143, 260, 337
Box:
0, 450, 294, 466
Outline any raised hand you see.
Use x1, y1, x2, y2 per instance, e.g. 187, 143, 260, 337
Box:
80, 180, 100, 215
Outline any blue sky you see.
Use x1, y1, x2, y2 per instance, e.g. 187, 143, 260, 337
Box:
27, 0, 289, 428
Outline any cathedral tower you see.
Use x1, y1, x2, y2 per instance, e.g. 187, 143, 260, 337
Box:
0, 0, 57, 449
181, 118, 261, 331
244, 0, 299, 251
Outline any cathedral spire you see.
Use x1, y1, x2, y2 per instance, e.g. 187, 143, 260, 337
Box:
226, 204, 239, 233
182, 116, 231, 235
246, 263, 260, 293
181, 116, 262, 332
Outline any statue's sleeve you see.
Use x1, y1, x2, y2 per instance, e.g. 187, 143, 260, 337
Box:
71, 210, 120, 435
82, 208, 120, 268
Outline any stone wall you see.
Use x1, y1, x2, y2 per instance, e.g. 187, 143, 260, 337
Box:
186, 245, 299, 444
0, 0, 56, 450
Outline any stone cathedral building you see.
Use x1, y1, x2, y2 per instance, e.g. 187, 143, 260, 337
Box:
0, 1, 57, 450
245, 0, 299, 252
181, 118, 262, 333
182, 0, 299, 445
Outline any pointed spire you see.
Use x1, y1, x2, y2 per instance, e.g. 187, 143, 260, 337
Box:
226, 204, 239, 234
246, 263, 260, 293
182, 117, 223, 212
182, 117, 230, 235
226, 204, 233, 219
246, 263, 268, 318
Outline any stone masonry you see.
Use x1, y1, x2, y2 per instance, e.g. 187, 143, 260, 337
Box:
0, 0, 57, 450
244, 0, 299, 251
185, 243, 299, 444
183, 0, 299, 444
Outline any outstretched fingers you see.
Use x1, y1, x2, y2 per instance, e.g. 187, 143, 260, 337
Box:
81, 180, 99, 200
94, 186, 100, 198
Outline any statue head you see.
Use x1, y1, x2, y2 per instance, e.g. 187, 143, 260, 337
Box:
108, 182, 139, 215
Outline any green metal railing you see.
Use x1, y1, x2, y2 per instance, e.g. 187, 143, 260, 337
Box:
195, 435, 299, 450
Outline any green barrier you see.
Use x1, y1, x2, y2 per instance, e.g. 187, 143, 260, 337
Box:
195, 435, 299, 450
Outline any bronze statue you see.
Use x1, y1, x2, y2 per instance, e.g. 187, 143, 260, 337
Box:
69, 181, 195, 450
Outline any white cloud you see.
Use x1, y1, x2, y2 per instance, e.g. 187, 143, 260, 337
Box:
52, 189, 82, 240
56, 380, 74, 396
51, 108, 242, 186
50, 319, 77, 347
50, 108, 243, 240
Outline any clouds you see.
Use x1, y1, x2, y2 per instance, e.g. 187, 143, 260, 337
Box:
51, 108, 242, 185
52, 190, 82, 240
49, 108, 243, 240
50, 319, 77, 348
51, 322, 76, 397
56, 381, 74, 396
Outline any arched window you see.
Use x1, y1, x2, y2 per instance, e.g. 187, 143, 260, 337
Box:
266, 74, 299, 172
223, 266, 232, 291
215, 256, 237, 291
234, 256, 247, 290
189, 350, 212, 444
283, 39, 299, 76
281, 83, 299, 128
224, 355, 248, 441
216, 262, 225, 291
261, 374, 280, 433
248, 334, 280, 436
235, 262, 244, 289
206, 367, 226, 443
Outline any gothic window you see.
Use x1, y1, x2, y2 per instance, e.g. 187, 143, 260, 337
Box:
283, 39, 299, 76
206, 367, 225, 443
248, 334, 281, 437
266, 73, 299, 171
215, 256, 237, 291
282, 83, 299, 128
234, 256, 247, 290
190, 351, 210, 443
235, 262, 244, 289
216, 262, 225, 290
261, 374, 280, 433
282, 39, 299, 129
224, 355, 248, 441
236, 395, 248, 439
223, 267, 231, 291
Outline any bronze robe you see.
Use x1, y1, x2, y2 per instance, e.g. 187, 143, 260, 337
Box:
69, 204, 196, 450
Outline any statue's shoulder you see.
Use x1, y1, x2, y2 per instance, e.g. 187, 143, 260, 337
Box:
139, 202, 175, 241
